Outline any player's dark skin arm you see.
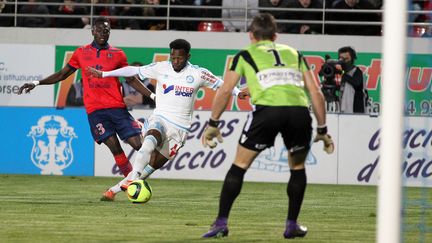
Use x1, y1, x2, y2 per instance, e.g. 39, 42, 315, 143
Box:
18, 66, 75, 94
124, 76, 154, 98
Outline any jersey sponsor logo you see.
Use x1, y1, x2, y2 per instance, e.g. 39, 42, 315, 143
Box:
201, 70, 218, 84
28, 115, 77, 175
186, 75, 194, 83
174, 85, 194, 97
162, 83, 195, 97
163, 84, 175, 94
257, 68, 304, 89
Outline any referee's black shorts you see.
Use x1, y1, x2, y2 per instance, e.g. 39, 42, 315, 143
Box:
239, 105, 312, 153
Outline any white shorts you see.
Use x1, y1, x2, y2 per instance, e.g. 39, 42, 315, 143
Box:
147, 115, 187, 159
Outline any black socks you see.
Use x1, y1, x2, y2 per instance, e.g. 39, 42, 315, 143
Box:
287, 169, 307, 221
217, 164, 246, 219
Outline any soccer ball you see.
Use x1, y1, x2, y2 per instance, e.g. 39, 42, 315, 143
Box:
126, 180, 152, 204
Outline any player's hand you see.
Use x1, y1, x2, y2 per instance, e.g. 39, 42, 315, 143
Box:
86, 66, 103, 78
313, 126, 334, 154
201, 119, 223, 149
18, 83, 36, 94
238, 89, 250, 100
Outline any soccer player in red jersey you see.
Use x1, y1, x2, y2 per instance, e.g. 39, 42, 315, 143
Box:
18, 17, 154, 201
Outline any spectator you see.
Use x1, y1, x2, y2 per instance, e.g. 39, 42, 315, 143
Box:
194, 0, 223, 31
326, 0, 381, 36
141, 0, 167, 30
286, 0, 323, 34
169, 0, 221, 31
55, 0, 89, 28
169, 0, 196, 30
117, 0, 142, 29
66, 79, 84, 106
222, 0, 259, 32
258, 0, 290, 33
17, 0, 51, 27
0, 0, 16, 26
93, 0, 118, 28
122, 62, 156, 108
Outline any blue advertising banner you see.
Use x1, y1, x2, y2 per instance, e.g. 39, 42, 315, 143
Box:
0, 107, 94, 176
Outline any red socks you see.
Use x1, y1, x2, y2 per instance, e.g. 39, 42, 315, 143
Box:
114, 153, 132, 177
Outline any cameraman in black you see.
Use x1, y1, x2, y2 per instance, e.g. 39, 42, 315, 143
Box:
335, 46, 366, 113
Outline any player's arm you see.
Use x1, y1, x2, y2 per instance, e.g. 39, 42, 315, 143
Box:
125, 76, 156, 101
18, 65, 75, 94
303, 69, 334, 154
201, 70, 240, 148
303, 70, 326, 127
211, 70, 241, 120
87, 66, 141, 78
213, 79, 248, 99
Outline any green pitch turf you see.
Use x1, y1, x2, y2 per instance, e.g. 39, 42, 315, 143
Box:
0, 174, 430, 242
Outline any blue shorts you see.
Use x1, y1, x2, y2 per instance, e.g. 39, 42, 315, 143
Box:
88, 108, 141, 144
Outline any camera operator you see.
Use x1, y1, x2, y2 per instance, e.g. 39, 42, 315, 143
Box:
319, 54, 341, 113
336, 46, 367, 113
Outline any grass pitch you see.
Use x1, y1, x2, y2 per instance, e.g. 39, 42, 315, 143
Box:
0, 174, 430, 242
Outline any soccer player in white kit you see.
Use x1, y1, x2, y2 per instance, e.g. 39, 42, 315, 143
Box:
88, 39, 248, 201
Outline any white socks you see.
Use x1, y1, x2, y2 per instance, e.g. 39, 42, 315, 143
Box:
109, 135, 158, 194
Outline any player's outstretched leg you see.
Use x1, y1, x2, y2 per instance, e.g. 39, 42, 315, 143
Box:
202, 217, 229, 238
100, 170, 141, 201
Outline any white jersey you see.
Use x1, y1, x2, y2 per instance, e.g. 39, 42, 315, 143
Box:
137, 61, 222, 131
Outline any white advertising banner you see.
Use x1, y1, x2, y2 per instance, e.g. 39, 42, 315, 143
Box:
338, 115, 432, 187
0, 44, 54, 106
95, 110, 339, 184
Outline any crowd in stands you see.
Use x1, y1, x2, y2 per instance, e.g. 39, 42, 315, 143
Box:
0, 0, 430, 37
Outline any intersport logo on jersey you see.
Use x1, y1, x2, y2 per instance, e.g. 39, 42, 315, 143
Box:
162, 84, 194, 97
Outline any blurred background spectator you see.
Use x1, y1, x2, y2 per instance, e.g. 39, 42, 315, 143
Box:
258, 0, 290, 33
17, 0, 50, 27
141, 0, 167, 30
93, 0, 118, 28
55, 0, 89, 28
117, 0, 142, 29
66, 79, 84, 106
169, 0, 221, 31
0, 0, 15, 26
326, 0, 381, 36
410, 0, 432, 37
122, 61, 156, 109
286, 0, 323, 34
222, 0, 258, 32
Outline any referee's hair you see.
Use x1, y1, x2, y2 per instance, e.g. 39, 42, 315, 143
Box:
93, 16, 110, 28
249, 13, 277, 40
169, 39, 191, 54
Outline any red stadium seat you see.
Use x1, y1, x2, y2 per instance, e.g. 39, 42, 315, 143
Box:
198, 21, 225, 32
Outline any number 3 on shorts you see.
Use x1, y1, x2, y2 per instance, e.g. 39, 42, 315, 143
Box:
96, 123, 106, 135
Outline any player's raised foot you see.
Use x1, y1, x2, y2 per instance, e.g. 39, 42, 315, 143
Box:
120, 180, 133, 192
202, 218, 229, 238
100, 189, 116, 201
283, 222, 307, 239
